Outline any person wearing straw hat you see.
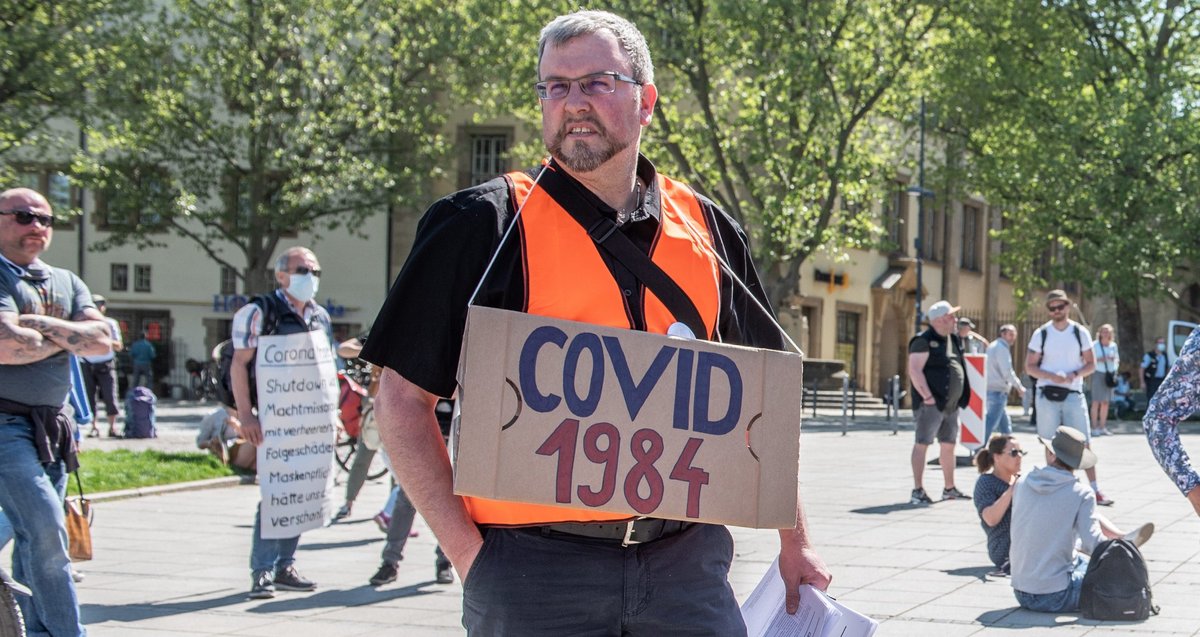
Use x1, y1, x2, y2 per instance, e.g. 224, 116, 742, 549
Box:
361, 9, 830, 633
1009, 426, 1153, 613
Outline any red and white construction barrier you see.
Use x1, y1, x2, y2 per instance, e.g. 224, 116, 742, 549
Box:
959, 353, 987, 450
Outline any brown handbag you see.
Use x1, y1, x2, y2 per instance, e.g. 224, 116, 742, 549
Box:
65, 472, 93, 562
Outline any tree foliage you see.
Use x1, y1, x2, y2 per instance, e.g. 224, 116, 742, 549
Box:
463, 1, 948, 311
930, 0, 1200, 351
77, 0, 459, 293
0, 0, 150, 179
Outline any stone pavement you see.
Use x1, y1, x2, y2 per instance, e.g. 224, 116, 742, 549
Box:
5, 401, 1200, 635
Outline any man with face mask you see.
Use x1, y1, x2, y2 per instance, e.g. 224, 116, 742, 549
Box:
229, 246, 333, 599
1141, 337, 1169, 401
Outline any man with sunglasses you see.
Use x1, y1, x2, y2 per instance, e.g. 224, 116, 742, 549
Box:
1025, 290, 1111, 505
0, 187, 113, 636
362, 10, 830, 635
228, 246, 333, 599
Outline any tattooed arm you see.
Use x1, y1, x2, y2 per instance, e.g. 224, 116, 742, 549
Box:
0, 311, 66, 364
16, 306, 112, 358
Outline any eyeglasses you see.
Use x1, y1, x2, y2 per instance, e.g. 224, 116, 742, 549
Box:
0, 209, 54, 228
1006, 448, 1027, 458
290, 266, 321, 278
1047, 303, 1068, 312
535, 72, 642, 100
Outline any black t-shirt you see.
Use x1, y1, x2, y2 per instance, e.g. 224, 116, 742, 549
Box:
360, 156, 784, 399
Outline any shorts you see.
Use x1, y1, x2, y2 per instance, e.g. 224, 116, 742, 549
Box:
1035, 390, 1090, 441
914, 403, 959, 445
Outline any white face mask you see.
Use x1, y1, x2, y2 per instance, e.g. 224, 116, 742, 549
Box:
287, 272, 319, 303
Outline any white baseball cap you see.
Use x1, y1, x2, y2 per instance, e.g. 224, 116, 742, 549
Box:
926, 300, 961, 320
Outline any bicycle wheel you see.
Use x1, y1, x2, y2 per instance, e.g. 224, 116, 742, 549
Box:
333, 429, 389, 481
0, 568, 25, 637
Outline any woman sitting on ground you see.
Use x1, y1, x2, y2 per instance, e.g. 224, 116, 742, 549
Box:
973, 433, 1151, 578
974, 434, 1024, 575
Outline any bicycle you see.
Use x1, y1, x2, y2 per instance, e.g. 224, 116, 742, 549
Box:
185, 358, 220, 402
333, 371, 388, 481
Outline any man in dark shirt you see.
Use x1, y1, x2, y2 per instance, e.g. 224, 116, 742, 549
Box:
362, 9, 829, 635
907, 300, 971, 505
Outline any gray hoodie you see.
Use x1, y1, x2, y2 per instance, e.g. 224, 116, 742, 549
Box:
1009, 464, 1104, 594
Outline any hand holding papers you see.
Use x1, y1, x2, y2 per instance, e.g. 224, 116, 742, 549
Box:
741, 558, 878, 637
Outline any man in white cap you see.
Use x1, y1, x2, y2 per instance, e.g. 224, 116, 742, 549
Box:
907, 300, 972, 504
1010, 427, 1153, 612
1025, 289, 1110, 505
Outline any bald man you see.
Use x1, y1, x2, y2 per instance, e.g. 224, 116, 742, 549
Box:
0, 187, 111, 636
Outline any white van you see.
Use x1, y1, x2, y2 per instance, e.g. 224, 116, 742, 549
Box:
1169, 320, 1198, 366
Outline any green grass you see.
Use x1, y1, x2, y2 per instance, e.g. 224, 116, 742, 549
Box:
76, 449, 237, 494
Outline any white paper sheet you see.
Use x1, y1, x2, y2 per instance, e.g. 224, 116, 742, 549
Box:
741, 558, 878, 637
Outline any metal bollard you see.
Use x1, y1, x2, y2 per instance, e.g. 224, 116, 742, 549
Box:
841, 374, 850, 436
891, 375, 901, 435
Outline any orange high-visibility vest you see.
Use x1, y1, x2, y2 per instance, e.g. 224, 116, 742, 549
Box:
461, 168, 721, 526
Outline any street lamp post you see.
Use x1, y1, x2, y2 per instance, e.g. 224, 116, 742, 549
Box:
907, 97, 933, 334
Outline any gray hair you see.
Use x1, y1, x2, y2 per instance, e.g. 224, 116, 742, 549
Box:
538, 10, 654, 85
999, 324, 1017, 337
275, 247, 315, 273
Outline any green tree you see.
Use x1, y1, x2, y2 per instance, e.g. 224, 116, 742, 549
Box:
0, 0, 150, 181
464, 1, 948, 312
930, 0, 1200, 359
78, 0, 457, 293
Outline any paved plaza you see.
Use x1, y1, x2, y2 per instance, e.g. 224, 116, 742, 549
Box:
5, 402, 1200, 635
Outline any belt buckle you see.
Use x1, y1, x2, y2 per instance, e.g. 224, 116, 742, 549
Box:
621, 517, 646, 547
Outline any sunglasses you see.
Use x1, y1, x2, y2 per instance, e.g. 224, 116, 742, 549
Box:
1047, 303, 1068, 312
1006, 448, 1027, 457
0, 209, 54, 228
290, 266, 321, 278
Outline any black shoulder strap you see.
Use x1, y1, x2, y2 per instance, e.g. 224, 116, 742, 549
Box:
254, 293, 281, 336
535, 162, 707, 339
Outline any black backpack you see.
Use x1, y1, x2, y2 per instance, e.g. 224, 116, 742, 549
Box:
1080, 538, 1158, 621
214, 294, 281, 409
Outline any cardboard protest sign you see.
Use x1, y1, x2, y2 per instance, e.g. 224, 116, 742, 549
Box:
255, 331, 339, 539
453, 306, 802, 528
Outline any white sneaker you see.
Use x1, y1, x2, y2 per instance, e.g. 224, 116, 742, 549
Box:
1122, 522, 1155, 547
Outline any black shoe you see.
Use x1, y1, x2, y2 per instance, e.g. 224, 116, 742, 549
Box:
910, 487, 934, 505
942, 486, 971, 501
273, 566, 316, 591
435, 561, 454, 584
369, 562, 398, 586
333, 502, 353, 521
248, 571, 275, 599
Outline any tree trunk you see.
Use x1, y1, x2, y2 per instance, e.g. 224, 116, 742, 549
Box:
1114, 294, 1142, 377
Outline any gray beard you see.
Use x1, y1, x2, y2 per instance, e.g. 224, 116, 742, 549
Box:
548, 127, 630, 173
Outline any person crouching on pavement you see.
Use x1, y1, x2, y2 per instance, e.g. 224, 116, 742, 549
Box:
1010, 427, 1153, 613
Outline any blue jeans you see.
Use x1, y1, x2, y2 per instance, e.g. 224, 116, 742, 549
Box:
249, 503, 300, 574
984, 391, 1013, 442
0, 414, 86, 637
1014, 555, 1088, 613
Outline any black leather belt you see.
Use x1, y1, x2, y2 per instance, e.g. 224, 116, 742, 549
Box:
537, 519, 693, 546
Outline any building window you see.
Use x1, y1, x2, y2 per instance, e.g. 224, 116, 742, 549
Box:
882, 182, 906, 254
94, 162, 171, 231
919, 202, 943, 263
961, 204, 981, 271
470, 134, 509, 185
134, 264, 152, 292
458, 127, 512, 188
219, 266, 238, 295
835, 310, 860, 384
111, 264, 128, 291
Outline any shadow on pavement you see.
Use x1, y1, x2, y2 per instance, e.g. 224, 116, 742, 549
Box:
83, 592, 252, 623
849, 503, 929, 515
248, 582, 441, 612
942, 565, 994, 581
298, 538, 382, 551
